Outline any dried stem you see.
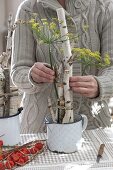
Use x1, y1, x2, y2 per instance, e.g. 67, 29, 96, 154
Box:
3, 68, 10, 117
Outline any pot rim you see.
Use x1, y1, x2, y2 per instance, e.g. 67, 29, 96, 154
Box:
46, 119, 82, 125
0, 107, 23, 119
45, 114, 83, 125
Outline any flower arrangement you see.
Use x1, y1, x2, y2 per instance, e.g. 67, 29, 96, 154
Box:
17, 8, 110, 124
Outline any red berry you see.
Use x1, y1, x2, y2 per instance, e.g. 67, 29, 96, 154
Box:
2, 151, 8, 158
11, 153, 20, 162
20, 147, 30, 154
35, 142, 43, 150
0, 162, 5, 170
5, 160, 15, 169
15, 151, 23, 158
0, 154, 3, 160
34, 146, 39, 152
16, 157, 25, 165
22, 155, 29, 163
0, 140, 3, 147
7, 155, 13, 161
29, 147, 37, 154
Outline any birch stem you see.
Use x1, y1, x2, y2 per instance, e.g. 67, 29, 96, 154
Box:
48, 97, 56, 122
57, 83, 65, 123
57, 8, 74, 123
3, 68, 10, 117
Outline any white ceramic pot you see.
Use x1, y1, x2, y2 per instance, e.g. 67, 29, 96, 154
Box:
46, 114, 88, 153
0, 107, 23, 146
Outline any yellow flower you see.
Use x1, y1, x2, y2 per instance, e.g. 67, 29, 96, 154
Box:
104, 54, 110, 65
32, 23, 39, 29
43, 22, 49, 26
50, 22, 57, 30
41, 18, 47, 22
72, 47, 110, 73
52, 18, 58, 21
29, 19, 35, 24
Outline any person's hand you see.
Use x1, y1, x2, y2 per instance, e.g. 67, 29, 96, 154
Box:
69, 75, 99, 98
30, 62, 55, 83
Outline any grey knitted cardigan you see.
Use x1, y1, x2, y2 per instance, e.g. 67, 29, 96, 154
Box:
11, 0, 113, 133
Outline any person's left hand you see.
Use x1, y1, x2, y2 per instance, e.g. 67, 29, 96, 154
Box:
69, 75, 99, 98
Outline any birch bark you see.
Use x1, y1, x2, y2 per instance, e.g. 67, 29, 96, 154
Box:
57, 8, 74, 123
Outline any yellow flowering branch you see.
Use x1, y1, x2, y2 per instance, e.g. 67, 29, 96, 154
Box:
72, 48, 110, 75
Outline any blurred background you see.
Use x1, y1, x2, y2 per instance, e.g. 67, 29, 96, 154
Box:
0, 0, 23, 54
0, 0, 24, 115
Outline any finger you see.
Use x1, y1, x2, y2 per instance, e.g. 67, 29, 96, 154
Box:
71, 87, 88, 93
31, 72, 54, 83
33, 67, 55, 80
70, 81, 95, 88
71, 86, 95, 98
69, 76, 93, 82
35, 63, 55, 76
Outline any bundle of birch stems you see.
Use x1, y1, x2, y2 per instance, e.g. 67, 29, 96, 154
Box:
0, 15, 20, 117
48, 8, 74, 124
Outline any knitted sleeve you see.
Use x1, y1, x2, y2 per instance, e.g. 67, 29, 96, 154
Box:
11, 0, 50, 94
91, 1, 113, 101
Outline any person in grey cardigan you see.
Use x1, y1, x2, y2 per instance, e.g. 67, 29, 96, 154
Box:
11, 0, 113, 133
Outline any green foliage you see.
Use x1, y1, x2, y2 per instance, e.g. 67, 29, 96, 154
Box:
72, 48, 111, 75
17, 15, 111, 74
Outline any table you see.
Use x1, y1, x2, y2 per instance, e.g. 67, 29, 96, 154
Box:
17, 128, 113, 170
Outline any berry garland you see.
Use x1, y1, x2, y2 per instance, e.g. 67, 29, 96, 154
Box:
0, 139, 45, 169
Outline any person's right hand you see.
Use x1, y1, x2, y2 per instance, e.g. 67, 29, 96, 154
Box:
30, 62, 55, 83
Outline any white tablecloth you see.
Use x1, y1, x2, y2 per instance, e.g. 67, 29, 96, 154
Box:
17, 127, 113, 170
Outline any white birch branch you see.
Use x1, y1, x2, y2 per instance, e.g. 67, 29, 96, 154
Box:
48, 97, 56, 122
57, 8, 74, 123
6, 14, 13, 67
